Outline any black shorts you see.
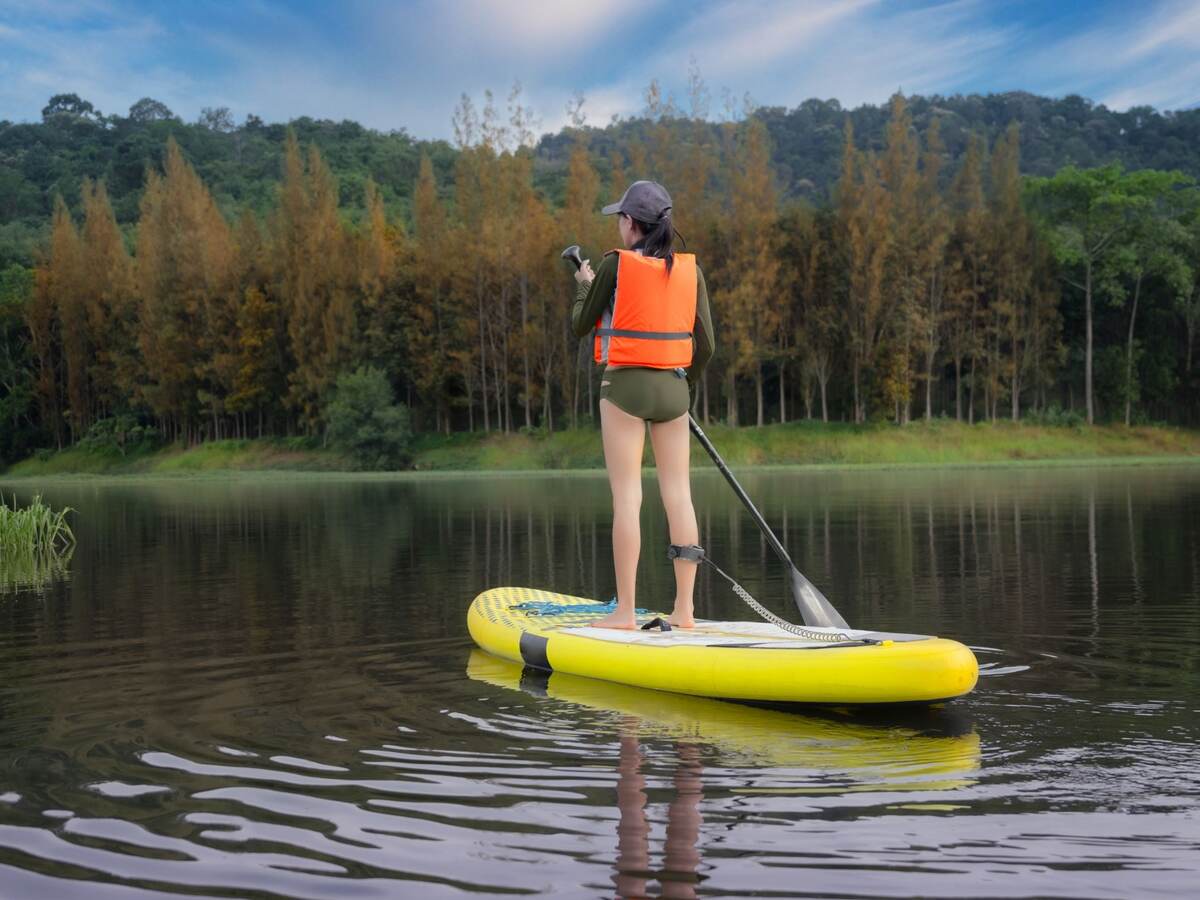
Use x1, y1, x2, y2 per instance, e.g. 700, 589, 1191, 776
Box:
599, 366, 690, 423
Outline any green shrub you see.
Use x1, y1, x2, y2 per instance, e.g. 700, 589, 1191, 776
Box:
1026, 404, 1086, 428
324, 367, 413, 470
78, 415, 161, 455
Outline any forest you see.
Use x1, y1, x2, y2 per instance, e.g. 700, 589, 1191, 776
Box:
1, 84, 1199, 466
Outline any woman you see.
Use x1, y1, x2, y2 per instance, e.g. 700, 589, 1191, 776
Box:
572, 180, 715, 629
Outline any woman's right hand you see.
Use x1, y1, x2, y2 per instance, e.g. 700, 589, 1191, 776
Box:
574, 260, 595, 284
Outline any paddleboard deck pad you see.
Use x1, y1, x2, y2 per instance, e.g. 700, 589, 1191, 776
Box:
468, 587, 979, 705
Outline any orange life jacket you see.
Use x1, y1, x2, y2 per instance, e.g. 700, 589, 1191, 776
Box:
594, 250, 697, 368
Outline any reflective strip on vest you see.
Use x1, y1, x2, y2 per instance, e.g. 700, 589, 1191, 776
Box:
594, 250, 697, 369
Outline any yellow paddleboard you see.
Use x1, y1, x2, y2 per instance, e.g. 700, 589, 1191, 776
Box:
468, 587, 979, 705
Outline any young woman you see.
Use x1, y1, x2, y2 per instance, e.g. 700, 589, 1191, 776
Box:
571, 180, 715, 629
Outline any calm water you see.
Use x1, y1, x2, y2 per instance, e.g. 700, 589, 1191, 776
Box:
0, 464, 1198, 898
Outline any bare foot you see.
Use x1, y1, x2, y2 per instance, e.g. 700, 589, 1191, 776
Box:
666, 612, 696, 629
589, 612, 639, 630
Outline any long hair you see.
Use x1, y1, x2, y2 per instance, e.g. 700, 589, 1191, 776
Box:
633, 211, 677, 273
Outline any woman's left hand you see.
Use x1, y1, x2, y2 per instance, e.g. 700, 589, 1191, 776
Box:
574, 260, 595, 284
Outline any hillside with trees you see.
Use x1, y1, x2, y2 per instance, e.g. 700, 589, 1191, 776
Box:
1, 85, 1199, 468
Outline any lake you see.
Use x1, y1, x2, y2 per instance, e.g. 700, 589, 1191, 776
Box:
1, 463, 1198, 897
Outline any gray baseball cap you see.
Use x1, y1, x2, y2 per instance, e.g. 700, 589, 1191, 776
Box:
602, 180, 672, 222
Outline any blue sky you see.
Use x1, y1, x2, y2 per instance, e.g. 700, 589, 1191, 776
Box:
1, 0, 1197, 140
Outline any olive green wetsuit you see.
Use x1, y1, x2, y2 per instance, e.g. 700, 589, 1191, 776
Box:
572, 250, 715, 423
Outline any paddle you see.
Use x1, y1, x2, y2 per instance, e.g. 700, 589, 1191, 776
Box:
685, 414, 849, 629
560, 242, 850, 629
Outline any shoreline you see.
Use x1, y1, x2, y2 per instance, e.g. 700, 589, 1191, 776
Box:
3, 455, 1199, 487
3, 421, 1198, 482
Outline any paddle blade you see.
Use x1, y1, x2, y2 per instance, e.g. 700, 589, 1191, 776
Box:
790, 568, 849, 630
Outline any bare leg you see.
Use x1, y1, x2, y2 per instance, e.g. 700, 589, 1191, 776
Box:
650, 412, 699, 627
592, 398, 646, 629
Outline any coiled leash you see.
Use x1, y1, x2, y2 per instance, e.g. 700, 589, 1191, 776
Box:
668, 544, 854, 643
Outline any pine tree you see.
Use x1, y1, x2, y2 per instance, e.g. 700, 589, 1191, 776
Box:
135, 137, 236, 442
406, 155, 454, 432
722, 118, 781, 426
837, 121, 893, 422
357, 176, 403, 378
560, 138, 606, 425
227, 286, 278, 436
80, 178, 135, 421
916, 115, 950, 419
787, 208, 838, 421
879, 94, 921, 423
225, 208, 284, 436
945, 134, 988, 422
274, 130, 355, 434
46, 195, 87, 439
27, 201, 76, 448
987, 123, 1034, 419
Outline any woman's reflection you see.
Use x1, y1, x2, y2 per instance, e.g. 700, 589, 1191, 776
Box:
612, 717, 704, 898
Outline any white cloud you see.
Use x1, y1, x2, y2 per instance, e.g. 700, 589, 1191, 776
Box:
1016, 0, 1200, 112
1101, 59, 1200, 112
667, 0, 874, 77
1126, 0, 1200, 58
572, 0, 1018, 118
2, 0, 1197, 140
450, 0, 654, 56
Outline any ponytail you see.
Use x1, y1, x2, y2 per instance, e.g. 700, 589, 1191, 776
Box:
633, 211, 679, 273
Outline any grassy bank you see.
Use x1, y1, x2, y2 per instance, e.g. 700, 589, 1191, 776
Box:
3, 420, 1200, 478
2, 437, 354, 477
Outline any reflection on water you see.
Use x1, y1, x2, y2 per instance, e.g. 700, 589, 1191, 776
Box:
0, 465, 1197, 896
468, 651, 981, 786
469, 650, 982, 897
0, 543, 73, 595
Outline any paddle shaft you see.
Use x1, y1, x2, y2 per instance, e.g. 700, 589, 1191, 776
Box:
687, 414, 850, 630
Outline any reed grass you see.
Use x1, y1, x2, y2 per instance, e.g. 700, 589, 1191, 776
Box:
0, 494, 75, 555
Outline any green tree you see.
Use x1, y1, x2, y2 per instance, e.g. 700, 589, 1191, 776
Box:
1179, 199, 1200, 384
324, 366, 412, 469
1095, 171, 1193, 423
1025, 163, 1172, 424
0, 265, 35, 462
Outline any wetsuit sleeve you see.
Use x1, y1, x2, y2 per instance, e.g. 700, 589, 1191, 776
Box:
686, 264, 715, 387
571, 253, 619, 338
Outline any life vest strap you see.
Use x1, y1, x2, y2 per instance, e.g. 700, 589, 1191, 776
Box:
595, 328, 692, 340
